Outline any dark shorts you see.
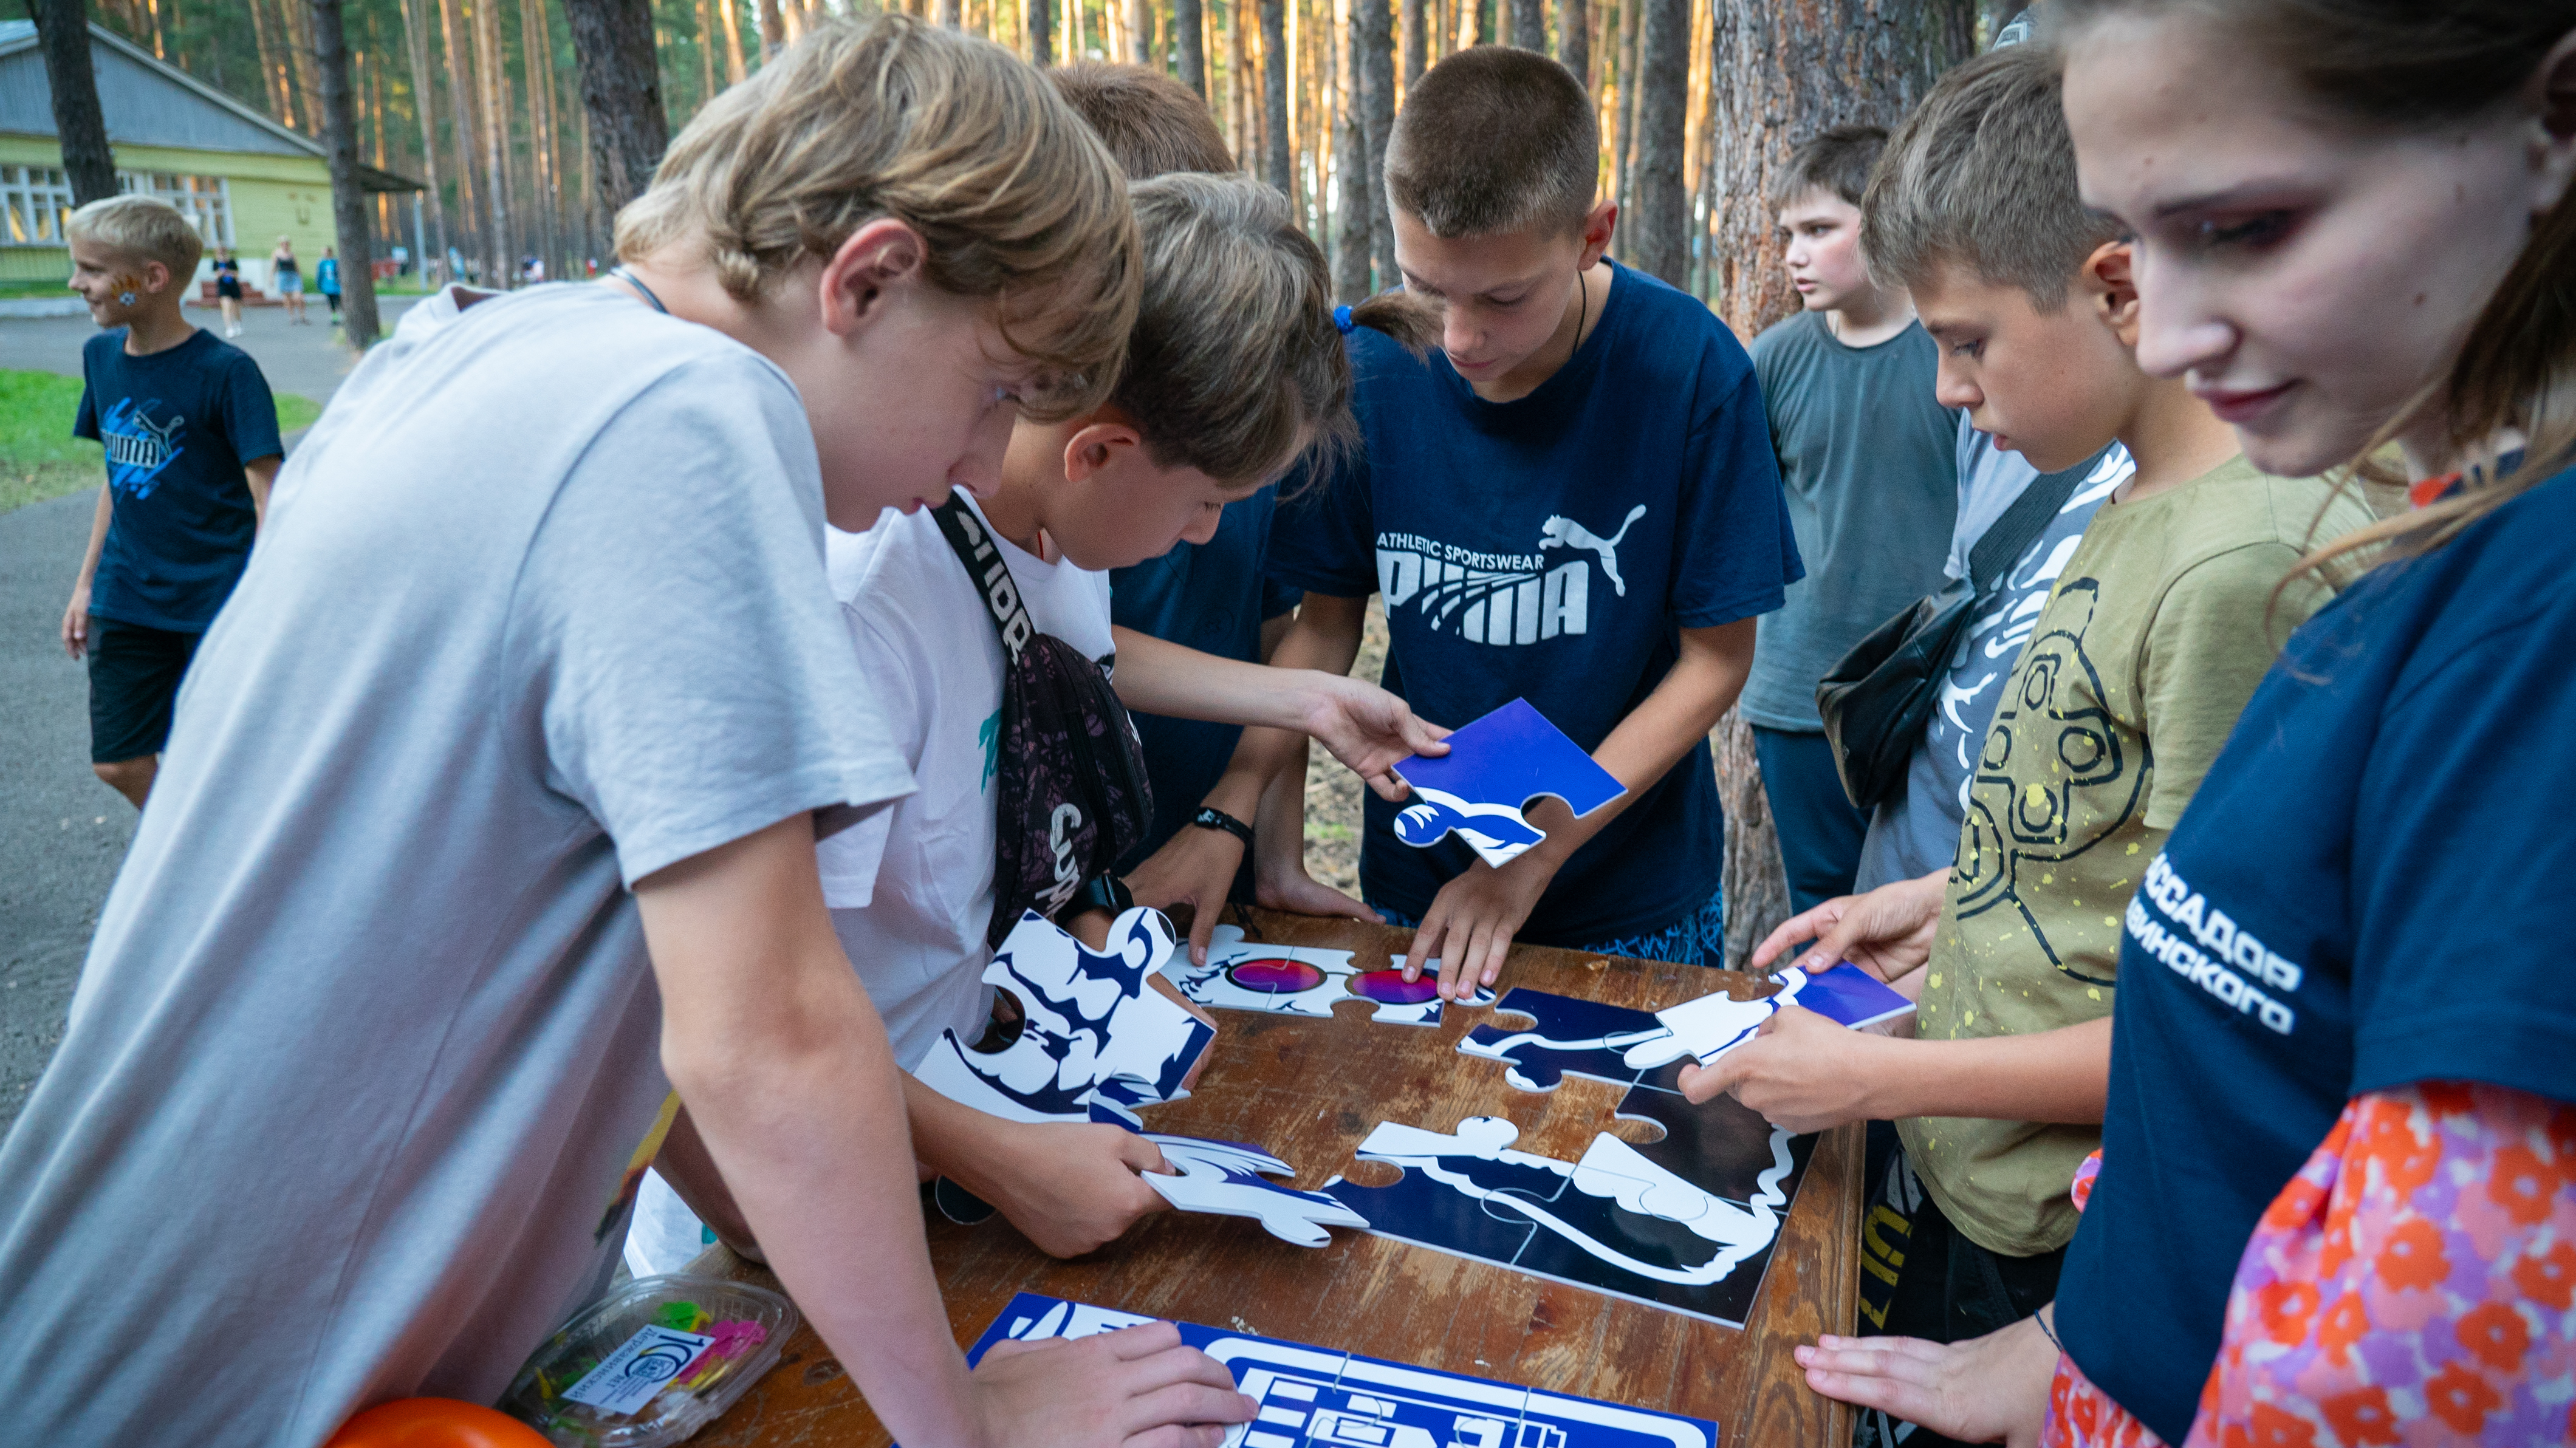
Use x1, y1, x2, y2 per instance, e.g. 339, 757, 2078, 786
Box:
87, 616, 202, 763
324, 292, 341, 312
1854, 1123, 2066, 1448
215, 279, 242, 300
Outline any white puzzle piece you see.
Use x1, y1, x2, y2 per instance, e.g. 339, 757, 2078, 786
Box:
1619, 963, 1916, 1071
1139, 1133, 1371, 1248
1165, 924, 1491, 1026
913, 907, 1215, 1124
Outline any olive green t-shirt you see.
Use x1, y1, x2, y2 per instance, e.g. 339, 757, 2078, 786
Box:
1897, 456, 2376, 1258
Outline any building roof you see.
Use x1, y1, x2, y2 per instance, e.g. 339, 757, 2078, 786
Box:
0, 20, 423, 192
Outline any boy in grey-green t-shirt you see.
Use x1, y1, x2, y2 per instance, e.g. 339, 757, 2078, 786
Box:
1744, 125, 1959, 914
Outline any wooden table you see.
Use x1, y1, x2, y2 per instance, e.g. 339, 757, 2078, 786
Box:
698, 907, 1860, 1447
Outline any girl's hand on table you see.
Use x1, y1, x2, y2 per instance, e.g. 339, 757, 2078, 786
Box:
988, 1121, 1173, 1258
1793, 1313, 2057, 1448
973, 1320, 1257, 1448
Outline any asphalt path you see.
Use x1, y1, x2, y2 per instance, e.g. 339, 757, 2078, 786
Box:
0, 297, 417, 1130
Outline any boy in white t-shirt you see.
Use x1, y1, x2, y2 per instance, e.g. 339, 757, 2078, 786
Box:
820, 173, 1446, 1258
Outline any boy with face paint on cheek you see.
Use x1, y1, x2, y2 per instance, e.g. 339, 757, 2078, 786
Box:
60, 195, 284, 810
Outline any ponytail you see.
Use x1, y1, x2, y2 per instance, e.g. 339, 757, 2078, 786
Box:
1345, 289, 1442, 357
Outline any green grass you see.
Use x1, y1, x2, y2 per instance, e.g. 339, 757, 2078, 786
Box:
0, 369, 321, 516
0, 278, 73, 299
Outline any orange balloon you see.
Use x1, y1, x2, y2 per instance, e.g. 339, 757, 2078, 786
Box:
324, 1398, 556, 1448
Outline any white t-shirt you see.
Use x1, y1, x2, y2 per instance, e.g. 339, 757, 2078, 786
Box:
817, 494, 1117, 1068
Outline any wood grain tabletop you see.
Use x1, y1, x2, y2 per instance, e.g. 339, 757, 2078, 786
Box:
695, 907, 1860, 1448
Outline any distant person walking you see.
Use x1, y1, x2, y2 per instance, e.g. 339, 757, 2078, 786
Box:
210, 246, 242, 337
316, 245, 341, 325
271, 236, 306, 324
59, 197, 283, 808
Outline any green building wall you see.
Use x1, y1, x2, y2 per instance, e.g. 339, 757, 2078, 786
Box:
1, 134, 339, 293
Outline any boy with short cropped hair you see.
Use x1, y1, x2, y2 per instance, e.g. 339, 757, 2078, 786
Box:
58, 194, 283, 810
1267, 46, 1801, 991
1741, 125, 1958, 914
1688, 48, 2373, 1443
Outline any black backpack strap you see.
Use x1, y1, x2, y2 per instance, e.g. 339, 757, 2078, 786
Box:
1965, 448, 2105, 598
930, 492, 1036, 664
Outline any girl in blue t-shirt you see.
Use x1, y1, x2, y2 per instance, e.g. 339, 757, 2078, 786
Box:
1788, 3, 2576, 1443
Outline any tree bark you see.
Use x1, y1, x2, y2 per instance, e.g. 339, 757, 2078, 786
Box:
434, 0, 481, 270
397, 0, 450, 265
524, 0, 563, 277
1258, 0, 1289, 200
1398, 0, 1420, 89
716, 0, 748, 80
1507, 0, 1541, 50
1700, 0, 1975, 966
1355, 0, 1392, 286
470, 0, 509, 284
562, 0, 670, 225
306, 0, 380, 345
1558, 0, 1586, 90
1331, 0, 1367, 299
1174, 0, 1204, 94
1123, 0, 1146, 59
31, 0, 118, 204
754, 0, 783, 60
1625, 0, 1684, 282
1026, 0, 1052, 64
1451, 0, 1473, 50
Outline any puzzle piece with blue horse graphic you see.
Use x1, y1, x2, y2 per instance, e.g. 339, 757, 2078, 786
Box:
1392, 698, 1626, 869
1458, 989, 1688, 1095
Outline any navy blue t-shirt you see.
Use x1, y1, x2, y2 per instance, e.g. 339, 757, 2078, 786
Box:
1112, 487, 1303, 876
74, 327, 282, 632
1267, 261, 1800, 943
2055, 464, 2576, 1442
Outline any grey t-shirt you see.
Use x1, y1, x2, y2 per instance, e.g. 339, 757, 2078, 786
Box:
1740, 310, 1958, 731
1852, 423, 2131, 889
0, 284, 913, 1444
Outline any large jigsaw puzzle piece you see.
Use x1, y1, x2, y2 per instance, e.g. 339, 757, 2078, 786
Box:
1459, 989, 1668, 1093
1621, 963, 1914, 1071
913, 907, 1214, 1125
1391, 699, 1627, 870
959, 1292, 1719, 1448
1168, 924, 1490, 1028
1323, 1108, 1809, 1331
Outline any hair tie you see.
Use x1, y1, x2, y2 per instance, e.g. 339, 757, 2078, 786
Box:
1334, 304, 1354, 335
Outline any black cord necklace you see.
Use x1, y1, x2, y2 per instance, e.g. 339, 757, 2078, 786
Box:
608, 266, 669, 315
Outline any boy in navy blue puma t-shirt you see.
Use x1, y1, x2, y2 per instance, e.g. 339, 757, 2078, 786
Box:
1267, 48, 1799, 992
59, 197, 283, 808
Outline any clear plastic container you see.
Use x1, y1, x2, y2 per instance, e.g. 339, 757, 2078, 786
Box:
501, 1274, 800, 1447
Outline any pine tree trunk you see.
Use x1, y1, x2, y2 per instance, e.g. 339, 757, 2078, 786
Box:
1451, 0, 1473, 50
523, 0, 562, 276
1355, 0, 1392, 285
1625, 0, 1684, 282
1258, 0, 1289, 200
1398, 0, 1420, 89
307, 0, 380, 345
1027, 0, 1052, 64
693, 0, 718, 106
1558, 0, 1587, 90
248, 0, 291, 128
470, 0, 508, 284
1507, 0, 1541, 50
435, 0, 481, 270
31, 0, 118, 204
1331, 0, 1367, 299
1699, 0, 1973, 965
561, 0, 670, 221
717, 0, 748, 80
287, 0, 327, 134
1174, 0, 1204, 94
755, 0, 784, 59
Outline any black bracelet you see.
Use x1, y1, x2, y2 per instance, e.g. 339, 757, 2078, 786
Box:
1067, 873, 1135, 918
1191, 805, 1255, 847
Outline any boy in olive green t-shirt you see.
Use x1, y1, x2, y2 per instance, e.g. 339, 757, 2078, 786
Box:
1671, 48, 2375, 1440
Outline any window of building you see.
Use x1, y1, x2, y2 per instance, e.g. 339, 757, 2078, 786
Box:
1, 165, 72, 246
0, 168, 235, 250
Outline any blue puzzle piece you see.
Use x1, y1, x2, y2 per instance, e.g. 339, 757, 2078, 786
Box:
1459, 989, 1667, 1093
1393, 700, 1626, 869
956, 1292, 1719, 1448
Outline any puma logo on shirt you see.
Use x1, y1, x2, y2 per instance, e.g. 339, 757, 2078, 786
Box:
1374, 506, 1648, 647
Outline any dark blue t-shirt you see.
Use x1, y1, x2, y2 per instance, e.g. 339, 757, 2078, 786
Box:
1267, 261, 1801, 943
74, 327, 282, 632
2054, 464, 2576, 1442
1112, 487, 1303, 876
